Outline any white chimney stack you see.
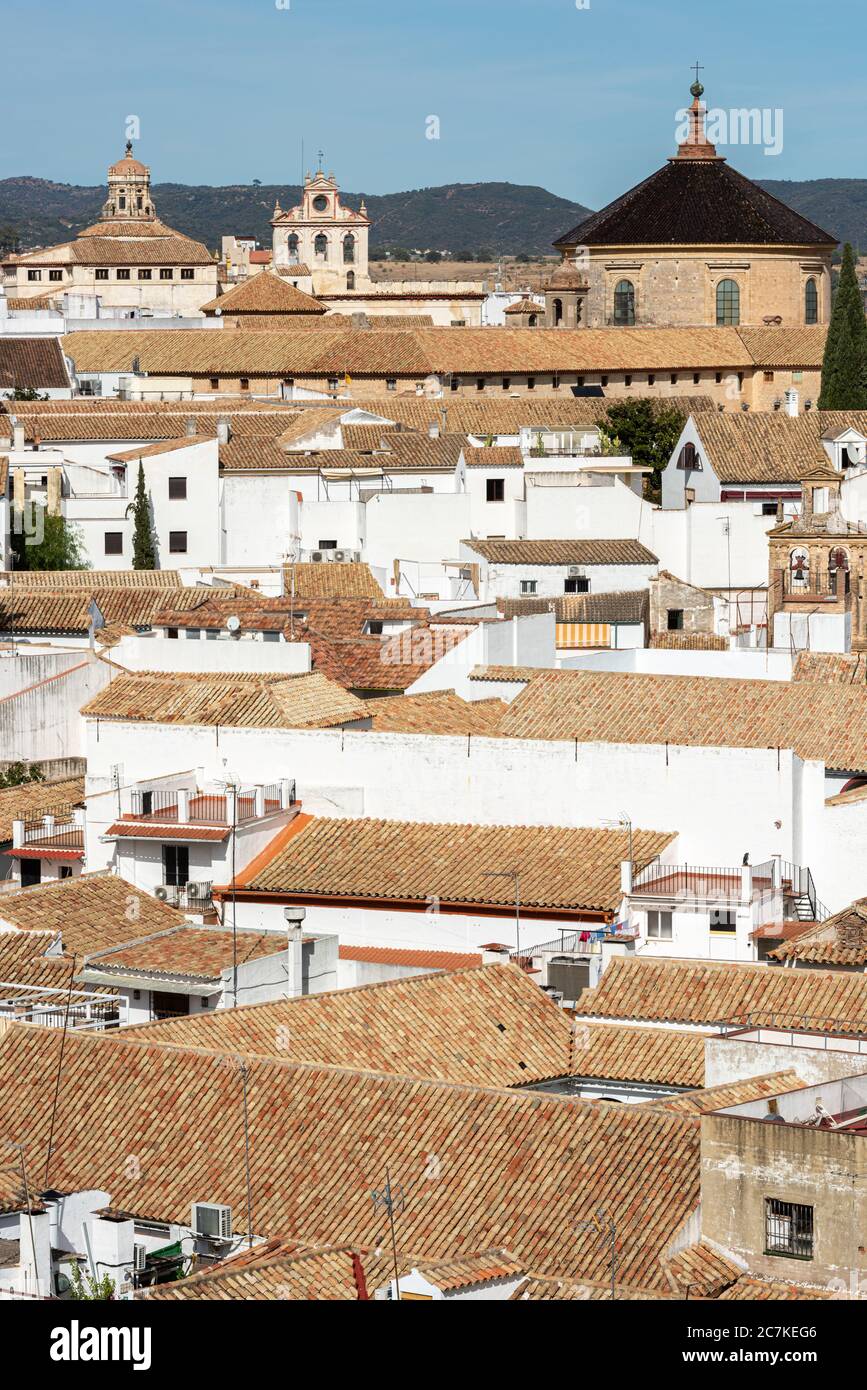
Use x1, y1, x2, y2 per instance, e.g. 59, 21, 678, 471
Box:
283, 905, 306, 997
784, 388, 799, 418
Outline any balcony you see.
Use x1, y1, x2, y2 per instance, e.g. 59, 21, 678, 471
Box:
10, 805, 85, 862
630, 860, 776, 906
155, 881, 214, 912
124, 780, 295, 828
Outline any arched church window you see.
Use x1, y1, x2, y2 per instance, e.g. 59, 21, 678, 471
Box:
314, 233, 328, 259
343, 235, 356, 265
552, 298, 563, 326
528, 313, 537, 327
805, 278, 818, 325
716, 279, 740, 326
830, 547, 850, 593
347, 271, 356, 290
287, 234, 300, 263
613, 280, 635, 326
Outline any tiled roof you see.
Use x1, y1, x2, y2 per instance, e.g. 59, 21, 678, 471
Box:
463, 445, 525, 468
1, 401, 297, 445
0, 584, 235, 635
0, 593, 94, 635
106, 437, 207, 462
236, 815, 676, 915
80, 670, 368, 729
306, 624, 471, 692
662, 1241, 745, 1298
143, 1245, 375, 1301
338, 944, 483, 971
0, 338, 70, 390
498, 591, 649, 625
0, 872, 189, 957
769, 897, 867, 966
200, 272, 326, 316
496, 667, 867, 771
0, 776, 84, 844
0, 1024, 702, 1283
511, 1275, 676, 1300
640, 1070, 806, 1114
572, 1023, 707, 1088
579, 955, 867, 1033
793, 651, 867, 686
0, 930, 84, 1005
0, 568, 181, 589
717, 1277, 834, 1301
81, 926, 288, 984
363, 692, 508, 735
650, 632, 728, 650
125, 962, 573, 1088
554, 159, 835, 248
464, 538, 657, 566
59, 326, 825, 379
737, 327, 830, 369
63, 217, 214, 266
283, 562, 384, 599
342, 395, 716, 434
691, 413, 830, 484
105, 822, 229, 842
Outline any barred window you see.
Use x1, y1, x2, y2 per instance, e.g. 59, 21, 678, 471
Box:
765, 1199, 813, 1259
613, 279, 635, 326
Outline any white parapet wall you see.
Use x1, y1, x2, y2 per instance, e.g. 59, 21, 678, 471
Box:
108, 634, 312, 674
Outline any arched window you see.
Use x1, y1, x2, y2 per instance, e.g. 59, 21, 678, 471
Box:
789, 547, 810, 588
346, 270, 356, 290
552, 298, 563, 326
314, 233, 328, 259
343, 235, 355, 265
528, 313, 537, 328
805, 277, 818, 325
716, 279, 740, 326
830, 547, 850, 593
287, 233, 300, 262
613, 279, 635, 326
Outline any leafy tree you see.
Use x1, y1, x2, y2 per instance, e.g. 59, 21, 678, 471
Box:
69, 1262, 116, 1301
389, 246, 412, 262
425, 249, 442, 264
11, 507, 89, 571
819, 241, 867, 409
0, 761, 44, 789
3, 387, 48, 402
595, 399, 686, 502
476, 247, 494, 262
515, 253, 531, 264
126, 462, 157, 569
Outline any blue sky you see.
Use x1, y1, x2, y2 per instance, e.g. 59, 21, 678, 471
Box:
2, 0, 862, 205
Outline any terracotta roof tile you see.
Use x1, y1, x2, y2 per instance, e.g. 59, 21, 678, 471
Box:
572, 1023, 707, 1088
201, 272, 326, 316
639, 1070, 806, 1114
0, 872, 189, 956
80, 669, 368, 729
363, 692, 507, 735
81, 925, 288, 984
0, 777, 84, 845
0, 338, 70, 390
464, 539, 658, 566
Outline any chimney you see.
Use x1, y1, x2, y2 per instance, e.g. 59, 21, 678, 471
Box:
620, 859, 633, 894
480, 943, 512, 966
216, 416, 231, 445
12, 421, 24, 450
428, 419, 440, 439
283, 905, 306, 997
185, 415, 197, 437
784, 388, 799, 418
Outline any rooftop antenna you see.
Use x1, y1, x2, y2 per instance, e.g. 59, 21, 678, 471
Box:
372, 1167, 405, 1298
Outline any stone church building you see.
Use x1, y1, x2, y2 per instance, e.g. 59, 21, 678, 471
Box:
1, 143, 218, 317
546, 80, 836, 331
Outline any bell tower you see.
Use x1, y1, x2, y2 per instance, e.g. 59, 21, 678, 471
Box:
272, 159, 370, 293
102, 141, 155, 221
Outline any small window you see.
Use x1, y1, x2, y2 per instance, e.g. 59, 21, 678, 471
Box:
693, 372, 700, 385
486, 478, 505, 502
386, 378, 397, 392
715, 372, 722, 384
647, 374, 654, 386
168, 476, 187, 500
185, 628, 201, 641
367, 621, 384, 636
240, 378, 250, 391
27, 269, 42, 282
805, 278, 818, 325
667, 608, 684, 630
138, 269, 152, 280
166, 627, 179, 640
762, 501, 778, 516
716, 278, 740, 326
710, 908, 737, 932
59, 865, 73, 880
181, 268, 195, 280
160, 268, 173, 280
520, 579, 537, 595
613, 279, 635, 326
476, 377, 485, 392
564, 576, 589, 593
104, 531, 123, 556
647, 910, 673, 940
327, 378, 339, 392
764, 370, 775, 383
95, 269, 109, 281
450, 377, 460, 392
169, 531, 188, 554
527, 376, 536, 391
116, 268, 131, 280
502, 377, 511, 391
210, 377, 219, 391
49, 269, 63, 282
624, 374, 632, 387
670, 373, 678, 385
553, 373, 561, 389
600, 375, 608, 388
119, 196, 126, 210
765, 1199, 813, 1260
162, 844, 189, 888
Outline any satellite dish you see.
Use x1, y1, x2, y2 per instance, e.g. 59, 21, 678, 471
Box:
849, 442, 866, 464
226, 615, 241, 634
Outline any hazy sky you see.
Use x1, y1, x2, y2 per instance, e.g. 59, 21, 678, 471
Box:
2, 0, 861, 206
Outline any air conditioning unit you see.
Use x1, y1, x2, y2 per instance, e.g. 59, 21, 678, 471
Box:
155, 884, 179, 906
186, 882, 211, 903
192, 1202, 232, 1242
311, 551, 324, 563
133, 1243, 147, 1272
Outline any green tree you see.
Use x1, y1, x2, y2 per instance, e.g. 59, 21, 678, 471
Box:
819, 241, 867, 409
0, 761, 44, 789
11, 507, 89, 571
595, 399, 686, 502
3, 387, 49, 402
425, 249, 442, 264
69, 1262, 116, 1301
126, 462, 157, 569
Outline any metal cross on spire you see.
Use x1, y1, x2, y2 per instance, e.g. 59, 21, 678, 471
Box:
317, 148, 325, 171
691, 60, 704, 86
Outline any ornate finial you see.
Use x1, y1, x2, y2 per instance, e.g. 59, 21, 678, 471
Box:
317, 148, 325, 172
125, 139, 134, 157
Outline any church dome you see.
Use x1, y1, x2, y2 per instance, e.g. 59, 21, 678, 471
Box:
544, 263, 589, 290
108, 142, 148, 177
554, 83, 836, 251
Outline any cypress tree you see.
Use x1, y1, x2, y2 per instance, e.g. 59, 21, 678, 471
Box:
818, 242, 867, 409
127, 461, 156, 569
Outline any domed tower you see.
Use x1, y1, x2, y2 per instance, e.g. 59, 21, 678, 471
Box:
543, 261, 589, 329
101, 141, 155, 221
